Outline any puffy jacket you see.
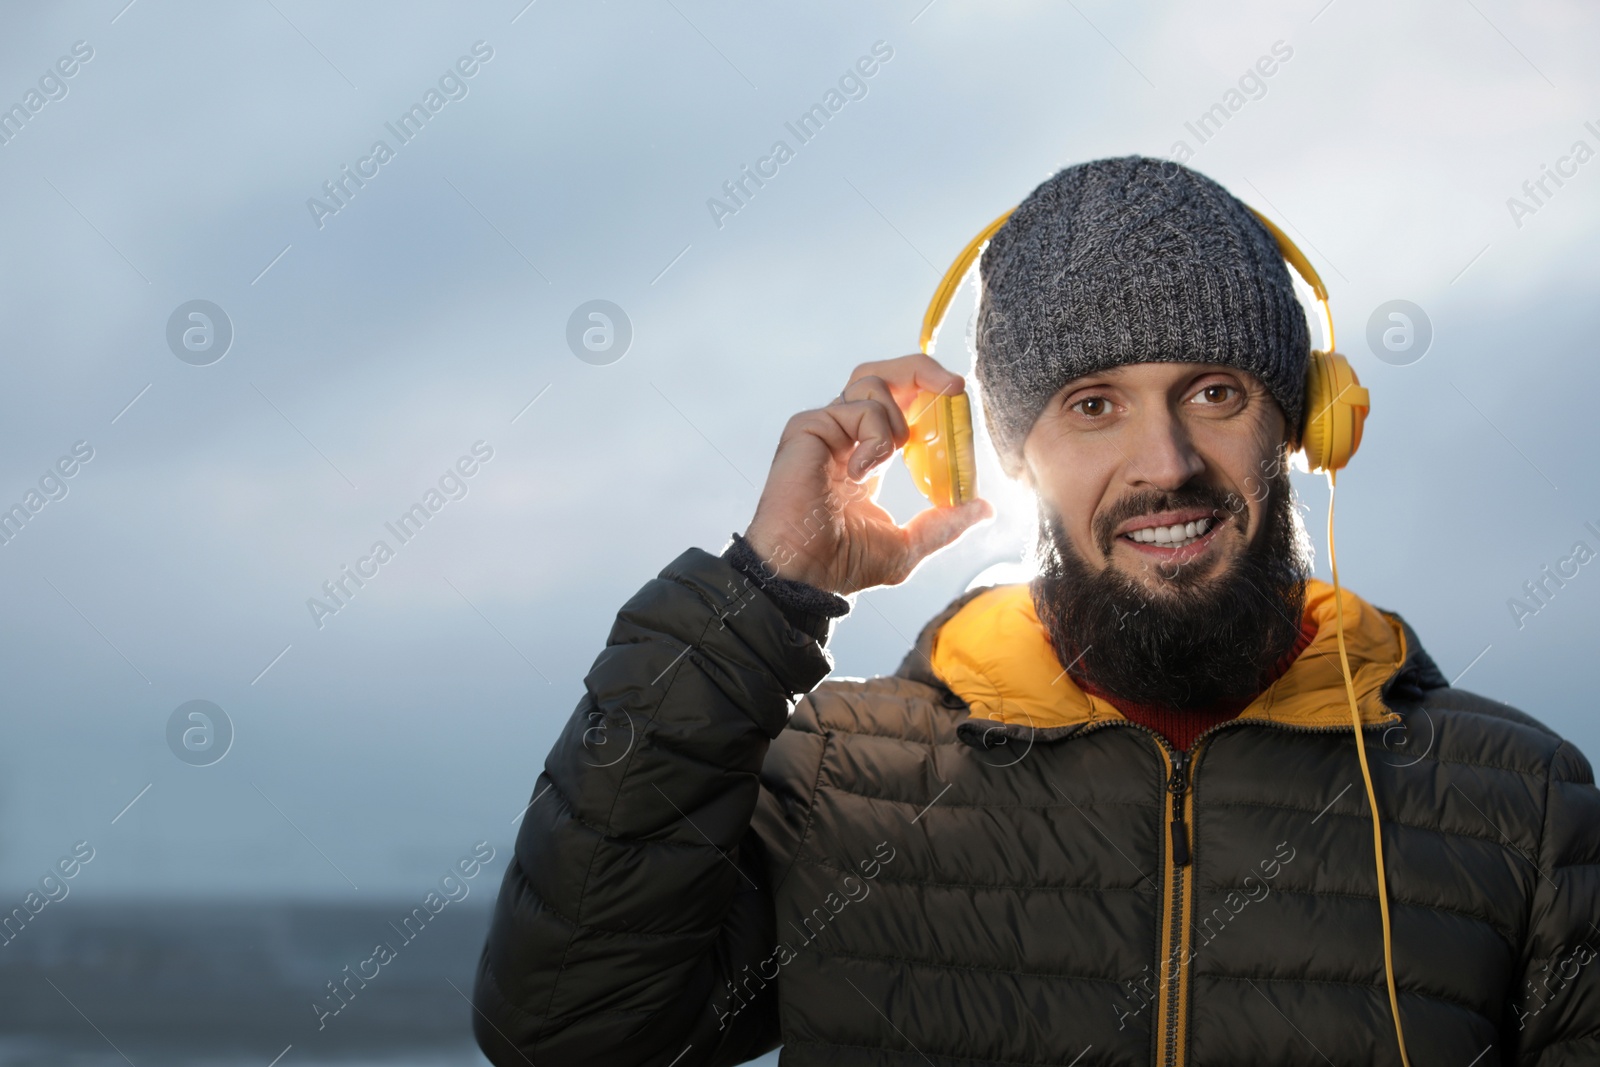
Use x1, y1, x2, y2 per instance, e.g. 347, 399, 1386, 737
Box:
473, 547, 1600, 1066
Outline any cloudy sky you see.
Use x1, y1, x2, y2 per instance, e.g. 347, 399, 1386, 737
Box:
0, 0, 1597, 902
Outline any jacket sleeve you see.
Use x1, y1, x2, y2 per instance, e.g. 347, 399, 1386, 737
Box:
472, 547, 834, 1067
1504, 740, 1600, 1063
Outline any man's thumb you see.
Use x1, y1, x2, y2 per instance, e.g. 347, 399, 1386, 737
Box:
903, 498, 994, 568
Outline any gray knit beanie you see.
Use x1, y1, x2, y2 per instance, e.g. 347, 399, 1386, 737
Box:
971, 156, 1310, 475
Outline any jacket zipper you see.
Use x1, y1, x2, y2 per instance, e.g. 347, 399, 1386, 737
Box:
1169, 748, 1192, 868
1072, 721, 1195, 1065
1152, 738, 1196, 1067
1072, 714, 1403, 1066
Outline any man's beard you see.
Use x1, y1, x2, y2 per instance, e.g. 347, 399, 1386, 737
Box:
1029, 464, 1313, 710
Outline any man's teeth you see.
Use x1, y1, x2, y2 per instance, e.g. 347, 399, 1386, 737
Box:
1126, 517, 1215, 548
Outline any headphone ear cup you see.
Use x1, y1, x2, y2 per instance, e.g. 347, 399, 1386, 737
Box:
902, 391, 979, 507
1300, 351, 1370, 472
948, 392, 977, 505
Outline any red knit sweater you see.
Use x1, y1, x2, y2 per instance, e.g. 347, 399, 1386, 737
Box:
1076, 616, 1319, 752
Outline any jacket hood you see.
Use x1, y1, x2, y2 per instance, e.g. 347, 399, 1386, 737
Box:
893, 578, 1449, 748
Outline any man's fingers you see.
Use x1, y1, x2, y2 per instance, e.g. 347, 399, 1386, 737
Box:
788, 400, 901, 480
836, 375, 910, 445
822, 399, 900, 480
846, 353, 965, 409
902, 497, 994, 570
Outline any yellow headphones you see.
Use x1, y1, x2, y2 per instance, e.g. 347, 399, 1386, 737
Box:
901, 205, 1372, 507
905, 201, 1410, 1065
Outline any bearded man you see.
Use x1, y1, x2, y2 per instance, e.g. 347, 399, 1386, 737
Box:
472, 157, 1600, 1066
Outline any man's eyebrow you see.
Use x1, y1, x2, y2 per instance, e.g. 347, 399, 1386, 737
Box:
1056, 372, 1121, 394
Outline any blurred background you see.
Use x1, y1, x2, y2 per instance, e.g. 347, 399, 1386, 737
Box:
1, 1, 1597, 1063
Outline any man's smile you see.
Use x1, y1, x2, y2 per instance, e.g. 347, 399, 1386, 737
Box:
1112, 508, 1230, 566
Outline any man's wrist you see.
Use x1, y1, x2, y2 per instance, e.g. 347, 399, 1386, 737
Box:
741, 524, 834, 591
721, 533, 850, 643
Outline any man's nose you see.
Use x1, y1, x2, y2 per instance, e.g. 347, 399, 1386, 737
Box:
1124, 406, 1205, 491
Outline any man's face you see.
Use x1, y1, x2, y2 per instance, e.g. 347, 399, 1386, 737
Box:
1020, 361, 1287, 593
1018, 361, 1313, 709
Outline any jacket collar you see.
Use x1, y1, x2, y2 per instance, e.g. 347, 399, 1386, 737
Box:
892, 579, 1438, 749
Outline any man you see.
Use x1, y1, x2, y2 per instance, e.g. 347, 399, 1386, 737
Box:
473, 157, 1600, 1065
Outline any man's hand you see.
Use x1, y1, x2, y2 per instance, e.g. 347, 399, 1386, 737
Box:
742, 353, 994, 597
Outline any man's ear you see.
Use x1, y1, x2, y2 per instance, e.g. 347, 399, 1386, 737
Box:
1000, 447, 1031, 488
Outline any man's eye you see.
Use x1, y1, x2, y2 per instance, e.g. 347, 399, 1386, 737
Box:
1193, 384, 1237, 405
1072, 396, 1111, 417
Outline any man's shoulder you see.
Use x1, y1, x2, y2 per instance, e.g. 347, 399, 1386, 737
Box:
788, 671, 956, 742
1407, 681, 1593, 785
787, 579, 1014, 739
1418, 683, 1558, 738
1357, 605, 1588, 784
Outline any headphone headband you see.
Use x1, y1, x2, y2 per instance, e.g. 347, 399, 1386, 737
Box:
1242, 207, 1335, 353
918, 208, 1013, 354
918, 203, 1335, 356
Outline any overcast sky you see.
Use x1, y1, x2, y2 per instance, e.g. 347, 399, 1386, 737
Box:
1, 0, 1597, 901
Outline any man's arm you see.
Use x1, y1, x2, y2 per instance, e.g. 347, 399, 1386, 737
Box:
472, 353, 988, 1066
471, 547, 834, 1067
1503, 739, 1600, 1062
